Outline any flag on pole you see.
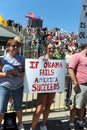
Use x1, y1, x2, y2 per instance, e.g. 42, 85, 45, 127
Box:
25, 13, 41, 20
25, 13, 34, 18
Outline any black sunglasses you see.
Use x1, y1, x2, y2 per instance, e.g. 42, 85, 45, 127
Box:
10, 44, 19, 48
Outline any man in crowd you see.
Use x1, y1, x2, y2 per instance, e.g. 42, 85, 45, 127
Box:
68, 44, 87, 130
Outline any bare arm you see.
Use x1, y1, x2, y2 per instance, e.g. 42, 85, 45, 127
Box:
0, 65, 13, 77
68, 67, 79, 92
0, 66, 6, 77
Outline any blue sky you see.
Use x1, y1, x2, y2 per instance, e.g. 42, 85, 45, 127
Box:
0, 0, 82, 33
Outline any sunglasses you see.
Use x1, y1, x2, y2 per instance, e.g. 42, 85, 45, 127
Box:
48, 47, 54, 50
10, 44, 19, 48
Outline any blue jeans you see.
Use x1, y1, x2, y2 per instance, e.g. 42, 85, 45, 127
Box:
0, 85, 23, 113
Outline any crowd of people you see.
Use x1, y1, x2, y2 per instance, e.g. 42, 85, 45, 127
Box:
25, 26, 81, 59
4, 21, 79, 58
0, 24, 87, 130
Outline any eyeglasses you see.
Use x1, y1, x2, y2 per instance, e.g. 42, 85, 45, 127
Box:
10, 44, 19, 48
48, 47, 54, 50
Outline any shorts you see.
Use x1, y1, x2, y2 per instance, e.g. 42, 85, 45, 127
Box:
0, 85, 23, 113
37, 93, 55, 105
70, 84, 87, 109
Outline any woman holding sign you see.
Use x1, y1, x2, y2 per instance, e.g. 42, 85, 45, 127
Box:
30, 42, 56, 130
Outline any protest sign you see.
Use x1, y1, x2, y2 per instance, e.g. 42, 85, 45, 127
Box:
78, 0, 87, 44
24, 59, 66, 93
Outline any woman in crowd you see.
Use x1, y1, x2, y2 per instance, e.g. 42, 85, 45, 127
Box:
30, 42, 56, 130
0, 39, 25, 130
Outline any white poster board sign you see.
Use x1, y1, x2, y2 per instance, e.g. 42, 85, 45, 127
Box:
24, 59, 66, 93
78, 0, 87, 44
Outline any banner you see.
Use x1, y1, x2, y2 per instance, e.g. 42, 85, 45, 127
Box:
24, 59, 66, 93
78, 0, 87, 44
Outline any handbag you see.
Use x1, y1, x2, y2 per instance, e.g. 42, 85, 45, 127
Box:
3, 112, 18, 130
